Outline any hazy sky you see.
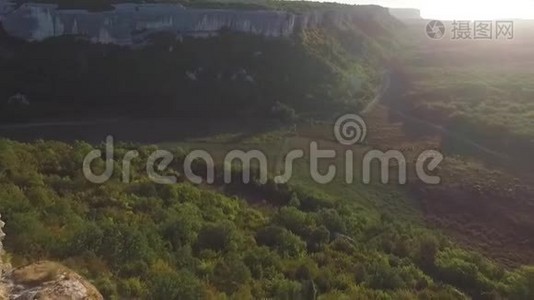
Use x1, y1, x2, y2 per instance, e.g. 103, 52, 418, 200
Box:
328, 0, 534, 19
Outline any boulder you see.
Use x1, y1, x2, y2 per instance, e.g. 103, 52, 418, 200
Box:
2, 261, 103, 300
0, 215, 102, 300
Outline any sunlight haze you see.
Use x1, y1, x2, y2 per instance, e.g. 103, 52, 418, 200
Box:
329, 0, 534, 19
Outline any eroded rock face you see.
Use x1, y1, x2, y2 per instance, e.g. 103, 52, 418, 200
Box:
0, 1, 390, 45
0, 214, 5, 300
1, 261, 103, 300
0, 214, 6, 272
0, 216, 102, 300
0, 2, 299, 44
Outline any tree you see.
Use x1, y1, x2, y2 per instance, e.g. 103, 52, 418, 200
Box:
273, 206, 313, 237
211, 254, 252, 295
148, 270, 203, 300
507, 267, 534, 299
307, 226, 330, 252
161, 203, 202, 250
317, 209, 346, 234
416, 234, 439, 270
196, 221, 237, 252
256, 225, 306, 257
270, 101, 297, 123
243, 247, 282, 280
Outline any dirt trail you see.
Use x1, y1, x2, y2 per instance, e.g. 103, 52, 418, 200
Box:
0, 119, 121, 129
361, 70, 391, 115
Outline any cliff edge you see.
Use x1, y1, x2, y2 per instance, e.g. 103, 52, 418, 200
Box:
0, 1, 393, 45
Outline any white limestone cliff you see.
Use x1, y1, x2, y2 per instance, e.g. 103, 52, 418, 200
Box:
0, 1, 390, 45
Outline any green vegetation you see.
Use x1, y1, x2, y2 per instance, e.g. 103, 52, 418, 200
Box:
3, 5, 534, 300
404, 68, 534, 146
394, 24, 534, 163
0, 16, 393, 122
0, 138, 533, 299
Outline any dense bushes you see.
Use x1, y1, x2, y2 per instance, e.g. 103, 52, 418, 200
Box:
0, 139, 533, 298
0, 28, 382, 123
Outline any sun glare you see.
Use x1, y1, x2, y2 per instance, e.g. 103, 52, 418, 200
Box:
421, 0, 534, 20
339, 0, 534, 20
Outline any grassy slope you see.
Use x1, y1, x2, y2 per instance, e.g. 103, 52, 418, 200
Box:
394, 20, 534, 168
373, 17, 534, 275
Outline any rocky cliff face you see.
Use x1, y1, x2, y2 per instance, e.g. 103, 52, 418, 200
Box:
0, 1, 390, 45
1, 261, 103, 300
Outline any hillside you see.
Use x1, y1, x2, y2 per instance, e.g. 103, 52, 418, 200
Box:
392, 20, 534, 171
1, 138, 534, 299
0, 2, 399, 123
2, 2, 534, 300
372, 17, 534, 278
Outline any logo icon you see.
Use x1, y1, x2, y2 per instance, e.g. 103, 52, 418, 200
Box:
334, 114, 367, 145
426, 20, 446, 40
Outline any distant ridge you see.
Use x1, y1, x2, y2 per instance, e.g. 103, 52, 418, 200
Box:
388, 8, 421, 20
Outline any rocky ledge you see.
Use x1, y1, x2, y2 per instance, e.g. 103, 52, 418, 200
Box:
0, 215, 102, 300
0, 261, 103, 300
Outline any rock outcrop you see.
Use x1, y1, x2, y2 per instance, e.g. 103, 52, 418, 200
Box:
0, 1, 391, 45
2, 261, 103, 300
0, 216, 103, 300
